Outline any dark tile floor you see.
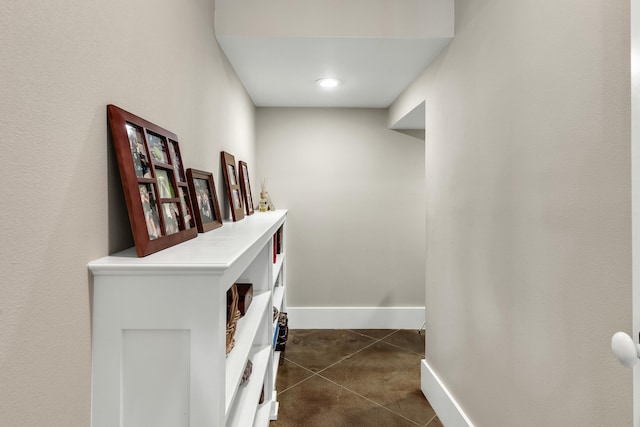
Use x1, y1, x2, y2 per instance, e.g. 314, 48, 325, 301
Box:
271, 329, 442, 427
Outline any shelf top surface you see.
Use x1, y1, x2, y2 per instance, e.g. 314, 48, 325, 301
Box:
89, 210, 286, 273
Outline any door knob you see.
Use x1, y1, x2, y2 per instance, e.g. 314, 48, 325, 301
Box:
611, 331, 640, 368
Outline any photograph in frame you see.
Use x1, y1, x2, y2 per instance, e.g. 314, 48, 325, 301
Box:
168, 140, 185, 182
221, 151, 245, 222
178, 187, 194, 229
227, 164, 237, 185
162, 202, 181, 235
146, 132, 169, 164
126, 123, 151, 178
195, 178, 215, 222
139, 183, 161, 240
186, 168, 223, 232
232, 189, 242, 210
238, 160, 254, 215
155, 169, 175, 198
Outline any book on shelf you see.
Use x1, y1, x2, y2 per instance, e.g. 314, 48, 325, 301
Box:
273, 322, 279, 347
273, 225, 284, 263
276, 227, 282, 254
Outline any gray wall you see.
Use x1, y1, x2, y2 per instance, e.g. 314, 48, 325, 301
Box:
390, 0, 632, 425
256, 108, 426, 307
0, 1, 255, 425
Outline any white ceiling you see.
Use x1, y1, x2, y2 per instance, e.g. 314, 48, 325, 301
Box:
214, 0, 454, 112
216, 36, 451, 108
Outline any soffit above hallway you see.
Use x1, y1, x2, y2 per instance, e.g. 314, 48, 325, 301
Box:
214, 0, 454, 108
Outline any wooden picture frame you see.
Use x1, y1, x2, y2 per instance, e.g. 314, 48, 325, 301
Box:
221, 151, 245, 221
107, 104, 197, 257
186, 168, 223, 233
238, 160, 255, 216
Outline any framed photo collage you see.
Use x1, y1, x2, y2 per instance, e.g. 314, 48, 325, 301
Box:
108, 105, 257, 257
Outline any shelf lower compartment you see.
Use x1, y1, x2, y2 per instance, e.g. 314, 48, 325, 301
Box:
272, 351, 281, 383
226, 345, 271, 427
225, 292, 270, 415
270, 351, 281, 419
272, 253, 285, 287
273, 285, 285, 314
254, 402, 272, 427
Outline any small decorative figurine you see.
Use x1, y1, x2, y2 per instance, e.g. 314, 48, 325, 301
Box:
259, 178, 275, 212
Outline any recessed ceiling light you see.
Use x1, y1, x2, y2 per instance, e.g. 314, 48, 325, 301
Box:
315, 78, 341, 89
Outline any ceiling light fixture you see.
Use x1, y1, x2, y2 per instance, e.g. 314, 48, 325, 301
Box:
315, 78, 341, 89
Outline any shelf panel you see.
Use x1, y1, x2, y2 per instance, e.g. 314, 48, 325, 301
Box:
270, 399, 279, 421
226, 345, 271, 427
271, 253, 285, 287
272, 321, 279, 348
273, 286, 285, 313
272, 351, 281, 388
253, 402, 272, 427
225, 292, 270, 415
89, 210, 287, 274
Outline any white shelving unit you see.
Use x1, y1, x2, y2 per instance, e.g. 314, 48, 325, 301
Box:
88, 209, 287, 427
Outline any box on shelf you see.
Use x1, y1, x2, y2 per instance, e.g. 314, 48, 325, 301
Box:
236, 283, 254, 317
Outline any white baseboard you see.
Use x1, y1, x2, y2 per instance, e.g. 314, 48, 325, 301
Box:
285, 307, 425, 329
421, 359, 474, 427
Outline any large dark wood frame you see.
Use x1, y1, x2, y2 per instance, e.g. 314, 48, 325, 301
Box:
220, 151, 245, 222
238, 160, 254, 216
107, 104, 197, 257
186, 168, 223, 233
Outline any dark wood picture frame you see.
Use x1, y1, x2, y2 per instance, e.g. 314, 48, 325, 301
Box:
238, 160, 255, 216
107, 104, 197, 257
221, 151, 245, 222
186, 168, 223, 233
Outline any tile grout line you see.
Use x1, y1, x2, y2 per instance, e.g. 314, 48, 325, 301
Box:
281, 330, 398, 393
312, 336, 384, 376
347, 329, 399, 342
279, 330, 386, 390
277, 358, 319, 394
316, 372, 424, 427
423, 413, 437, 426
312, 330, 425, 427
279, 330, 395, 394
321, 330, 430, 425
349, 329, 426, 356
289, 330, 424, 386
276, 331, 437, 426
378, 340, 426, 357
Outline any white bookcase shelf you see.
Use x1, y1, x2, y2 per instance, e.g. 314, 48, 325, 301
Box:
272, 254, 285, 287
273, 286, 285, 316
227, 345, 271, 427
225, 291, 271, 414
254, 402, 272, 426
88, 210, 287, 427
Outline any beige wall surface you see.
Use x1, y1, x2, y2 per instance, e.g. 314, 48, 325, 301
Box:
256, 108, 425, 307
216, 0, 453, 38
0, 1, 255, 425
391, 0, 632, 425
